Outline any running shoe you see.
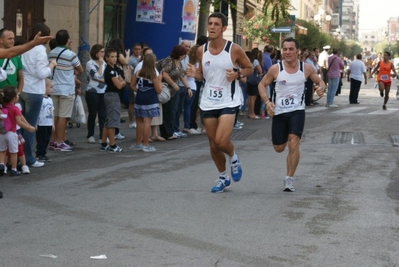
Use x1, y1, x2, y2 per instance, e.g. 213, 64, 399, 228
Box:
37, 155, 51, 162
54, 142, 73, 151
115, 133, 125, 140
129, 144, 143, 150
129, 122, 137, 128
10, 170, 21, 177
108, 145, 123, 153
21, 165, 30, 174
383, 105, 387, 110
234, 122, 242, 129
142, 145, 156, 152
99, 145, 109, 151
211, 177, 231, 193
230, 156, 243, 182
87, 136, 96, 144
283, 177, 295, 192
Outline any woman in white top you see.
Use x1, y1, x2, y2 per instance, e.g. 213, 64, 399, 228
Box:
85, 44, 107, 144
20, 23, 56, 168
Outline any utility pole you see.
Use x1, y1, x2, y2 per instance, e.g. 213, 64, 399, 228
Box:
78, 0, 90, 93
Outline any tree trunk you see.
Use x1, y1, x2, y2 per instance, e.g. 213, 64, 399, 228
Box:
197, 0, 211, 37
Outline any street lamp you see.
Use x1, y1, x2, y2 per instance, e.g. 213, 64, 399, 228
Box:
314, 8, 331, 31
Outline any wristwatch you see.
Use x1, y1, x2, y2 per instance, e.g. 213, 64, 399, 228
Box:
234, 68, 242, 80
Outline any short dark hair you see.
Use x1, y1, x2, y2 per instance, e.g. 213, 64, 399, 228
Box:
332, 48, 339, 55
49, 39, 57, 50
384, 51, 391, 57
264, 45, 274, 53
356, 54, 362, 60
90, 44, 104, 60
282, 37, 300, 49
55, 29, 70, 46
0, 28, 12, 38
29, 23, 51, 41
208, 12, 228, 27
105, 47, 117, 59
170, 45, 186, 59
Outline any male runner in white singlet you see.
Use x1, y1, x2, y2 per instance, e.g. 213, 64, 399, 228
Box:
186, 12, 253, 193
258, 37, 325, 192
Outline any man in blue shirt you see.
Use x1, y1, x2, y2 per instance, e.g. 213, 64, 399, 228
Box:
263, 45, 274, 74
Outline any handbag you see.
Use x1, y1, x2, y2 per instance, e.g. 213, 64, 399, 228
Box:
158, 82, 171, 104
247, 68, 262, 85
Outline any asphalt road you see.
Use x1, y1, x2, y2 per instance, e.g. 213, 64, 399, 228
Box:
1, 78, 399, 267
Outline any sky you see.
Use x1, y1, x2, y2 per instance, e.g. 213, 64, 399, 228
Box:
358, 0, 399, 34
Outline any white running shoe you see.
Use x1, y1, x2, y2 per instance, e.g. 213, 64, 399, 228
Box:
129, 122, 137, 128
87, 136, 95, 144
283, 177, 295, 192
115, 133, 125, 140
22, 165, 30, 174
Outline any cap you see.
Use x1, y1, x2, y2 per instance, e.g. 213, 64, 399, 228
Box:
323, 45, 331, 50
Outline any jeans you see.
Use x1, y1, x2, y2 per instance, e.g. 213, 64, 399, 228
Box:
327, 77, 340, 105
85, 91, 106, 139
35, 126, 52, 157
171, 87, 186, 133
184, 89, 195, 129
19, 92, 44, 166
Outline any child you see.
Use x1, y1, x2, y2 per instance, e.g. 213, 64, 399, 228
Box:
100, 47, 126, 152
0, 86, 35, 176
130, 53, 162, 152
7, 102, 31, 174
36, 78, 54, 162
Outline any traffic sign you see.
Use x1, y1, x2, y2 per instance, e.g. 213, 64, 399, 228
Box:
270, 27, 292, 33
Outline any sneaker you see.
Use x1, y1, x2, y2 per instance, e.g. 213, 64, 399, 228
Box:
189, 128, 201, 134
177, 131, 187, 138
87, 136, 96, 144
325, 104, 338, 108
129, 144, 143, 150
99, 145, 109, 151
173, 132, 181, 139
115, 133, 125, 140
234, 122, 242, 129
37, 155, 51, 162
374, 83, 378, 89
237, 120, 244, 126
108, 145, 123, 153
230, 156, 243, 182
21, 165, 30, 174
54, 142, 73, 151
142, 145, 156, 152
383, 105, 387, 110
30, 161, 44, 168
211, 177, 231, 193
129, 122, 137, 128
283, 177, 295, 192
10, 170, 21, 177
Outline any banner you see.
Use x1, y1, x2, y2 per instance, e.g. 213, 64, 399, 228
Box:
181, 0, 197, 33
136, 0, 164, 23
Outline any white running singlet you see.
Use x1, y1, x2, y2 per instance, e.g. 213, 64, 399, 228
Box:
200, 41, 243, 111
273, 60, 306, 116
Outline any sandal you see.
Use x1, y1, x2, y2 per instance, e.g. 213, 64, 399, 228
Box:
154, 136, 165, 141
149, 138, 154, 142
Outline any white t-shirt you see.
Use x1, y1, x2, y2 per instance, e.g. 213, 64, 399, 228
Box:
349, 59, 366, 82
37, 96, 54, 126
